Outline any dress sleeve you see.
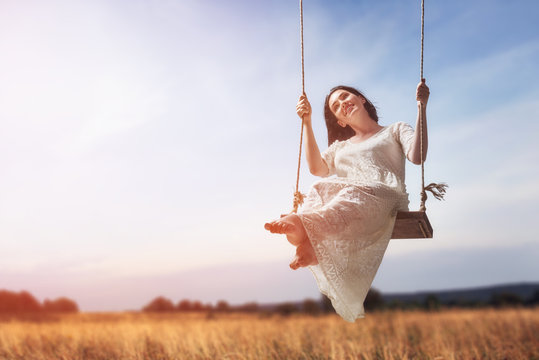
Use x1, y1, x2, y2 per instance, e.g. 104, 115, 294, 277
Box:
321, 140, 340, 177
394, 122, 415, 157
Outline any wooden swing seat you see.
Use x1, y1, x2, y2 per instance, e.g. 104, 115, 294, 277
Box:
391, 211, 433, 239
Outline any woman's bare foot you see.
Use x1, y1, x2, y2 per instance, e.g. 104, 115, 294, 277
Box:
289, 241, 318, 270
264, 214, 307, 246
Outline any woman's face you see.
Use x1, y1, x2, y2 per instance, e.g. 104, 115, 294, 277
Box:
328, 90, 366, 126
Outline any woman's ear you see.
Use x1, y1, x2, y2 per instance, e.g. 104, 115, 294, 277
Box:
338, 121, 346, 128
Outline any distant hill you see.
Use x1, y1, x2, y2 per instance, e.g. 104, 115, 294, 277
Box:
382, 282, 539, 305
257, 282, 539, 311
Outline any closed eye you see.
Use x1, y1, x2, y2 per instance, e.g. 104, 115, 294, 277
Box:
332, 92, 348, 113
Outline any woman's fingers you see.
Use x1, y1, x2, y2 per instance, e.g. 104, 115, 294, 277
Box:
297, 98, 311, 108
298, 94, 310, 104
296, 102, 310, 111
296, 93, 312, 120
297, 99, 308, 107
296, 96, 312, 118
417, 81, 429, 92
297, 104, 311, 113
416, 80, 430, 103
298, 107, 311, 115
296, 108, 310, 118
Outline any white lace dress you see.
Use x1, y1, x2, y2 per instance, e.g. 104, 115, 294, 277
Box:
298, 122, 415, 322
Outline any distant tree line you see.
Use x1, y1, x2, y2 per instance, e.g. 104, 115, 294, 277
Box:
142, 288, 539, 315
4, 287, 536, 316
142, 297, 261, 313
0, 290, 78, 313
141, 289, 394, 316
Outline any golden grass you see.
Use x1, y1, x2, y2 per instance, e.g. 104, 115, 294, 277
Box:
0, 308, 537, 359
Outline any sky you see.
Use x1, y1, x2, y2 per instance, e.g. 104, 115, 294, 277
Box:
1, 0, 538, 311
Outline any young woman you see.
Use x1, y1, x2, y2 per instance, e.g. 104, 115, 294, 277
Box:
265, 80, 430, 321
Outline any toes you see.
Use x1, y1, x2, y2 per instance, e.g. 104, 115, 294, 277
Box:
264, 222, 278, 232
291, 255, 309, 269
265, 220, 294, 234
264, 221, 283, 233
289, 257, 300, 270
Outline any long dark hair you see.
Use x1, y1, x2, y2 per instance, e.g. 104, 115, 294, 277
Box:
324, 85, 379, 146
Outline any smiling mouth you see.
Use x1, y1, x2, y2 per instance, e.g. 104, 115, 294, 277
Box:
345, 104, 354, 115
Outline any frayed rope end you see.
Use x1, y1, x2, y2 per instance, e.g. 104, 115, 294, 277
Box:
425, 182, 448, 201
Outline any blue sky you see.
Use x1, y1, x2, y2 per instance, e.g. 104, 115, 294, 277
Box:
0, 0, 538, 311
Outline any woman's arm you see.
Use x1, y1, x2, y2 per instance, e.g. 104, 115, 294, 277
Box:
296, 94, 329, 176
407, 79, 430, 165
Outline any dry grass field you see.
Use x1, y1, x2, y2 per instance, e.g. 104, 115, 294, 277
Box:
0, 308, 537, 360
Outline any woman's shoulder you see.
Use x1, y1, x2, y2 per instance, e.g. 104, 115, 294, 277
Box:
387, 121, 411, 129
386, 122, 413, 136
328, 138, 348, 148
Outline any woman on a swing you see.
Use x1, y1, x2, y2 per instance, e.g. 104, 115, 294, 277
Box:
265, 80, 430, 321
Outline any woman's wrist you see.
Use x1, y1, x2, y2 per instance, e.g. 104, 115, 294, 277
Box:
302, 117, 312, 126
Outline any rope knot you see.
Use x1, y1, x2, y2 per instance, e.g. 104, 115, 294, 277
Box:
420, 182, 448, 212
292, 191, 305, 213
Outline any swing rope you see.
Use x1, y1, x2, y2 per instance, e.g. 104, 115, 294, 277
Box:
292, 0, 306, 213
418, 0, 447, 211
419, 0, 426, 211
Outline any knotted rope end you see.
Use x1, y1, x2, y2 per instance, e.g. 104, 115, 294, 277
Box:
292, 191, 305, 213
420, 182, 448, 212
425, 182, 448, 201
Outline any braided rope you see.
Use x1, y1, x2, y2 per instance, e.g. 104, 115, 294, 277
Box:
420, 0, 424, 80
300, 0, 305, 95
419, 0, 448, 211
419, 0, 427, 212
293, 0, 306, 213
